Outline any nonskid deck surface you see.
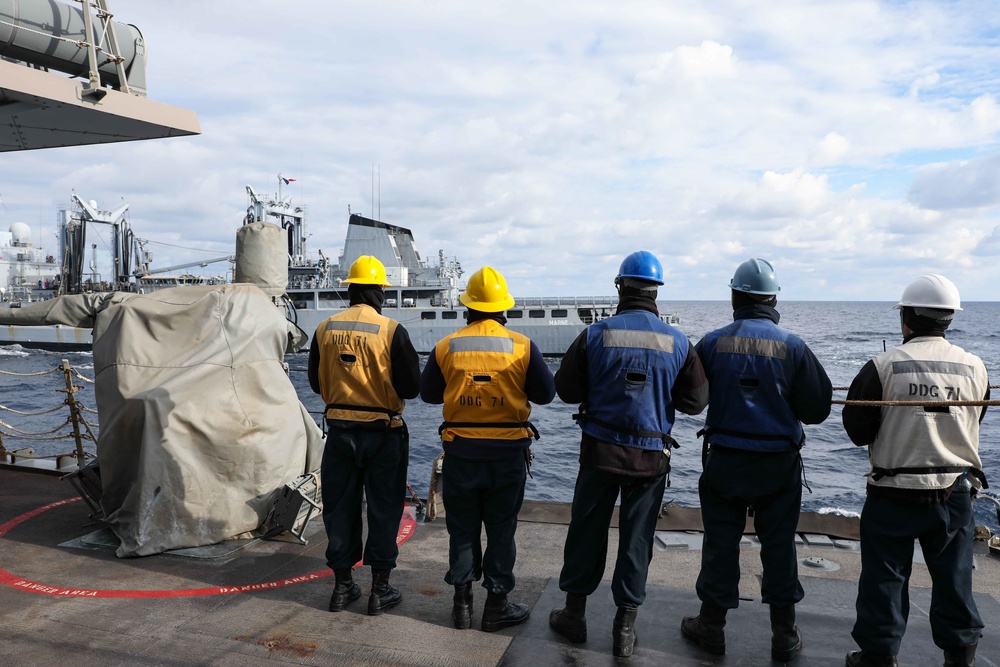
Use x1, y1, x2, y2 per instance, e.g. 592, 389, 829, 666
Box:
507, 578, 1000, 666
1, 469, 998, 667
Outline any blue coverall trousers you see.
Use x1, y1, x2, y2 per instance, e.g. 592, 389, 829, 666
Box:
852, 484, 983, 655
321, 424, 409, 572
558, 467, 667, 608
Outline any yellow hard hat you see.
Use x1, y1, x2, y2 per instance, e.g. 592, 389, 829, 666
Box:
460, 266, 515, 312
343, 255, 391, 286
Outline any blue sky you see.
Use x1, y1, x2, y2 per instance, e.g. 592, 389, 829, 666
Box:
4, 0, 1000, 301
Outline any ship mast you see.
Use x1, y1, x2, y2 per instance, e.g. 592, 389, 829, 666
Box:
58, 195, 138, 294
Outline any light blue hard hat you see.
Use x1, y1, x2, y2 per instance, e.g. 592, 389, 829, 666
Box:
616, 251, 664, 286
730, 258, 780, 295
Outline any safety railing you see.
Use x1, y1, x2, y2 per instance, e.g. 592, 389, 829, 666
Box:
0, 360, 97, 476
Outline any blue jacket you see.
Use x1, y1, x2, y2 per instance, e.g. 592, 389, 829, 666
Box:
579, 309, 689, 451
696, 305, 832, 452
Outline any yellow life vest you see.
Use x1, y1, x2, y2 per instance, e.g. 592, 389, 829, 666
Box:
315, 304, 404, 426
435, 318, 533, 441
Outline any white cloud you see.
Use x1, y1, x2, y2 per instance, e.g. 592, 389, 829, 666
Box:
815, 133, 851, 164
909, 153, 1000, 210
908, 71, 940, 98
714, 170, 834, 221
5, 0, 1000, 302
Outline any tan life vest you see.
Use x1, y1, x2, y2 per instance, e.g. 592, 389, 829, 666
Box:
868, 336, 988, 491
315, 304, 404, 426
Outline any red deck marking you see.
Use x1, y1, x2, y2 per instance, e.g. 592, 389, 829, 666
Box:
352, 505, 420, 569
0, 498, 417, 598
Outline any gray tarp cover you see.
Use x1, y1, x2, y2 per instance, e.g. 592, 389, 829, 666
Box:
0, 284, 324, 556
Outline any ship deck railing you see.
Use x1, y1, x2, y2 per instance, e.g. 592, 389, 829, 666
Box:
512, 295, 619, 308
0, 360, 97, 477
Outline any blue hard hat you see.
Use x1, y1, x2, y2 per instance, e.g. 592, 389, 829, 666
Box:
616, 251, 664, 285
730, 258, 780, 295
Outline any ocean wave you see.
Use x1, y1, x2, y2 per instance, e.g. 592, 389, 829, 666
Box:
815, 507, 861, 518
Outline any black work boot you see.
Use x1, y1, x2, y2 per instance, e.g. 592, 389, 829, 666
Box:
680, 602, 727, 655
845, 650, 899, 667
549, 592, 588, 643
943, 643, 977, 667
367, 568, 402, 615
328, 568, 361, 612
770, 603, 803, 661
481, 591, 529, 632
452, 582, 474, 630
613, 606, 638, 658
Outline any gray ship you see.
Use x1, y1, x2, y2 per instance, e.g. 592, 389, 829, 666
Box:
0, 195, 229, 351
0, 185, 680, 354
246, 182, 680, 355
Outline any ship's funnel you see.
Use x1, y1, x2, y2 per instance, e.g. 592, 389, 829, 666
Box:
0, 0, 147, 94
236, 222, 288, 297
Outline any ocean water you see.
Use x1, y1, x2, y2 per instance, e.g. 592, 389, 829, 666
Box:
3, 300, 999, 531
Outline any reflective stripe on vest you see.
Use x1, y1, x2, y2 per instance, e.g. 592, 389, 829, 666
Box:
603, 329, 675, 353
326, 320, 381, 334
449, 335, 515, 354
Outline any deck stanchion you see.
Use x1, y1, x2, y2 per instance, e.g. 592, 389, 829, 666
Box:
61, 360, 87, 467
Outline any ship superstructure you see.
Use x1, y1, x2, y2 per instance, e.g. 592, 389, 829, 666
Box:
244, 182, 679, 355
0, 223, 59, 305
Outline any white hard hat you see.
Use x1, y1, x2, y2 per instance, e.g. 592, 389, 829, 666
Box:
894, 274, 962, 311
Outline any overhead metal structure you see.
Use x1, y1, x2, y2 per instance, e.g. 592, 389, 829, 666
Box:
0, 0, 199, 152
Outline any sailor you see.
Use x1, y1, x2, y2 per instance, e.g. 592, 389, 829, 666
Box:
842, 274, 988, 667
680, 258, 832, 661
548, 251, 709, 658
308, 255, 420, 615
419, 265, 555, 632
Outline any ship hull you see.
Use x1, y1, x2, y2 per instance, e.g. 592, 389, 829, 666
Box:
0, 302, 678, 356
293, 304, 589, 355
0, 323, 92, 351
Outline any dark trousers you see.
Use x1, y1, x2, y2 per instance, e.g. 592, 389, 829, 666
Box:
558, 467, 666, 608
696, 446, 804, 609
853, 487, 983, 655
442, 453, 526, 594
321, 424, 409, 571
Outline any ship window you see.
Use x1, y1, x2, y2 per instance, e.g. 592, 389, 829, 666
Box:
442, 311, 458, 320
507, 310, 523, 318
529, 309, 545, 318
421, 312, 437, 320
552, 309, 568, 318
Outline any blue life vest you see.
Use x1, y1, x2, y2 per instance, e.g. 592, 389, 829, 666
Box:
698, 318, 805, 452
578, 310, 688, 451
